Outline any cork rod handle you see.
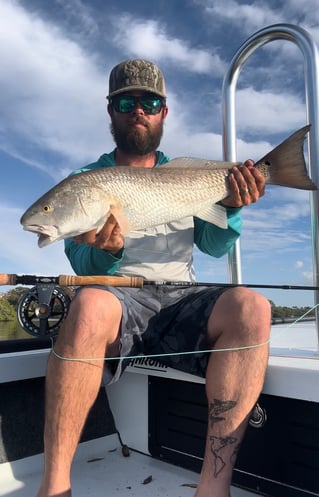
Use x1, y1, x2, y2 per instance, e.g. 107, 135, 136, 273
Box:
58, 275, 144, 287
0, 273, 144, 288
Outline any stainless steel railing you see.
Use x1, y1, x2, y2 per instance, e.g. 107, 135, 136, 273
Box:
222, 23, 319, 343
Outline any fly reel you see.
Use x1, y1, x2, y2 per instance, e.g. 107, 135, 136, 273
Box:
17, 284, 71, 337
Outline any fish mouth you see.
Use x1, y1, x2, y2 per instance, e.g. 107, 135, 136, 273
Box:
37, 233, 55, 248
23, 224, 59, 247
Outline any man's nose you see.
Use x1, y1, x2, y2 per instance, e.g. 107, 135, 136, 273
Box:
131, 101, 145, 114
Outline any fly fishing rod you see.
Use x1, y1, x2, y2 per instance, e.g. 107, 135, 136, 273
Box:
1, 273, 319, 290
1, 273, 317, 338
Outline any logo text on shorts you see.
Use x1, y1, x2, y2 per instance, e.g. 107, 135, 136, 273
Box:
129, 357, 167, 371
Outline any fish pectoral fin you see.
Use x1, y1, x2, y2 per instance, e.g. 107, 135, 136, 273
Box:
110, 206, 132, 236
195, 203, 228, 229
94, 212, 112, 234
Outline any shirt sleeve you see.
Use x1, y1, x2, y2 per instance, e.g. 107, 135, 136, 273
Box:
64, 238, 124, 276
194, 206, 242, 258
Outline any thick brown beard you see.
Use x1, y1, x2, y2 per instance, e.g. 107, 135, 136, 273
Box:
110, 118, 164, 155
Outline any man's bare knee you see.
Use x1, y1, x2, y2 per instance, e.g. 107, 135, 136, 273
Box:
208, 287, 271, 344
57, 288, 122, 350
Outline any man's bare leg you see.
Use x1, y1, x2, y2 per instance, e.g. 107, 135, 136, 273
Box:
36, 288, 122, 497
195, 287, 271, 497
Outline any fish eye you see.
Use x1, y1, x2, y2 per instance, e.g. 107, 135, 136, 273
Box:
42, 204, 53, 213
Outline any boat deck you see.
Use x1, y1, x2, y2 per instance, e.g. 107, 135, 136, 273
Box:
1, 435, 256, 497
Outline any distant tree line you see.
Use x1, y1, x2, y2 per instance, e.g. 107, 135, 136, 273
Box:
269, 300, 315, 320
0, 287, 27, 321
0, 287, 316, 322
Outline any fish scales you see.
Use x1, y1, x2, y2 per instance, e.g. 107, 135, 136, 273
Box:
86, 166, 230, 230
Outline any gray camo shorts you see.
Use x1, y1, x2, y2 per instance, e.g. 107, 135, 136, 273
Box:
80, 284, 229, 385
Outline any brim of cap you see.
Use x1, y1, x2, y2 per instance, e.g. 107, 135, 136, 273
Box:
108, 85, 166, 99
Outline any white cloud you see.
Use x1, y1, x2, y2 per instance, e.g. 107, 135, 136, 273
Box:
195, 0, 319, 38
54, 0, 99, 37
0, 2, 227, 178
235, 88, 306, 134
112, 14, 226, 76
195, 0, 280, 31
302, 270, 314, 283
242, 198, 311, 233
0, 1, 110, 171
283, 0, 319, 25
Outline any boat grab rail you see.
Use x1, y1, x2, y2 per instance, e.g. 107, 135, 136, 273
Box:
222, 23, 319, 347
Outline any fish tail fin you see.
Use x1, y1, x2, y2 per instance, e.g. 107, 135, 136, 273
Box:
257, 125, 317, 191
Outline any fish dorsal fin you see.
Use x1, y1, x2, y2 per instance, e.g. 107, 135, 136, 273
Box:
162, 157, 240, 170
195, 203, 228, 229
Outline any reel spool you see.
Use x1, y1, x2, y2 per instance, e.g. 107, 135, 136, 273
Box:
17, 285, 71, 337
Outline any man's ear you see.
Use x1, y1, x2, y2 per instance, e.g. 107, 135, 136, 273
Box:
107, 103, 113, 117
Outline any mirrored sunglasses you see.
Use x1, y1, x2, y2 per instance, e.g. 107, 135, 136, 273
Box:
110, 95, 165, 115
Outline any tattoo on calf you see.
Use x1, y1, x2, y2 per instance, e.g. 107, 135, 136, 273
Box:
210, 435, 238, 477
208, 399, 239, 478
209, 399, 236, 427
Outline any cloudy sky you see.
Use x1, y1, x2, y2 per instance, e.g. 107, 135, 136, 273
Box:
1, 0, 319, 308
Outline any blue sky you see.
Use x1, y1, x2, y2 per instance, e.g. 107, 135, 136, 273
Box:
0, 0, 319, 307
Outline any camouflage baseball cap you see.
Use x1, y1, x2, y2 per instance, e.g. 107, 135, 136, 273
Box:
107, 59, 166, 99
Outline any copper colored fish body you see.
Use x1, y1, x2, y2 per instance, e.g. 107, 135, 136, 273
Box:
20, 125, 316, 247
